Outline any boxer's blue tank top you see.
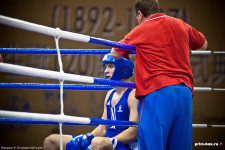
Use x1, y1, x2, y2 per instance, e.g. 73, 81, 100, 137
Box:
105, 88, 132, 138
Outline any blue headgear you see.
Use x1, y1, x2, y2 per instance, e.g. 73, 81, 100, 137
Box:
102, 53, 134, 81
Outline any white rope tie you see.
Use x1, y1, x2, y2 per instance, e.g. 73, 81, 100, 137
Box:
55, 28, 64, 73
59, 123, 63, 150
54, 27, 64, 150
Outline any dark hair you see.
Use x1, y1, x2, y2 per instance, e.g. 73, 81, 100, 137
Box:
135, 0, 161, 18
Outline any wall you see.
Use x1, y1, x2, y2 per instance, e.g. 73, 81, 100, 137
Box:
0, 0, 224, 149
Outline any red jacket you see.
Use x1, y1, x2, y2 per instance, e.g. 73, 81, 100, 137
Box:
114, 13, 205, 97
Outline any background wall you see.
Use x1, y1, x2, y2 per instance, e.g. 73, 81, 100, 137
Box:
0, 0, 224, 149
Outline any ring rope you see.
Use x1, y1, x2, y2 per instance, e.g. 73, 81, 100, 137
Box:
0, 83, 225, 91
190, 50, 225, 55
0, 48, 225, 55
2, 63, 225, 91
1, 118, 224, 128
0, 48, 113, 55
0, 110, 138, 127
194, 87, 225, 91
0, 83, 114, 90
0, 110, 224, 128
0, 63, 136, 88
192, 124, 225, 128
0, 15, 135, 51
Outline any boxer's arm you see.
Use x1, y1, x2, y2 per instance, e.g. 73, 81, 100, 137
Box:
91, 90, 113, 137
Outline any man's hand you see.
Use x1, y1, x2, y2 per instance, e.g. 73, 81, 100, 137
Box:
198, 39, 208, 50
0, 54, 3, 62
111, 48, 122, 59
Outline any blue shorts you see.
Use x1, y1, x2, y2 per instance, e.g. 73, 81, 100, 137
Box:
138, 84, 192, 150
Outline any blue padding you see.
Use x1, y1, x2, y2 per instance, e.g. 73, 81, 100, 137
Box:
0, 48, 136, 55
0, 118, 138, 127
0, 118, 95, 126
89, 37, 136, 51
90, 118, 138, 126
93, 78, 136, 88
0, 83, 114, 91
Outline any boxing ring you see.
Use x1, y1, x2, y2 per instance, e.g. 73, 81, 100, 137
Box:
0, 15, 225, 149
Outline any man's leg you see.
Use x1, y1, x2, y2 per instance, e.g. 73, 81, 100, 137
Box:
91, 137, 113, 150
91, 137, 130, 150
165, 84, 192, 150
44, 134, 73, 150
138, 85, 179, 150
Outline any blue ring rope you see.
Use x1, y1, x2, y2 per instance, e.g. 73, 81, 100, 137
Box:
94, 78, 136, 88
89, 37, 136, 51
0, 48, 136, 55
0, 83, 114, 90
0, 80, 136, 89
0, 118, 138, 127
0, 118, 212, 128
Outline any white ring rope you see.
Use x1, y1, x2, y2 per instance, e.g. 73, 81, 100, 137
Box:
0, 15, 135, 51
192, 124, 207, 128
0, 110, 138, 127
190, 50, 225, 55
0, 63, 136, 88
192, 124, 225, 128
194, 87, 225, 91
0, 110, 224, 128
0, 110, 91, 124
0, 15, 89, 43
0, 63, 94, 83
0, 63, 224, 91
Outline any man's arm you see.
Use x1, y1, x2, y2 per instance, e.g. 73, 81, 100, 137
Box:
113, 89, 139, 145
186, 23, 208, 50
91, 90, 113, 137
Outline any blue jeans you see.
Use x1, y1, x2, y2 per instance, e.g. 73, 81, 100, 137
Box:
138, 84, 192, 150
